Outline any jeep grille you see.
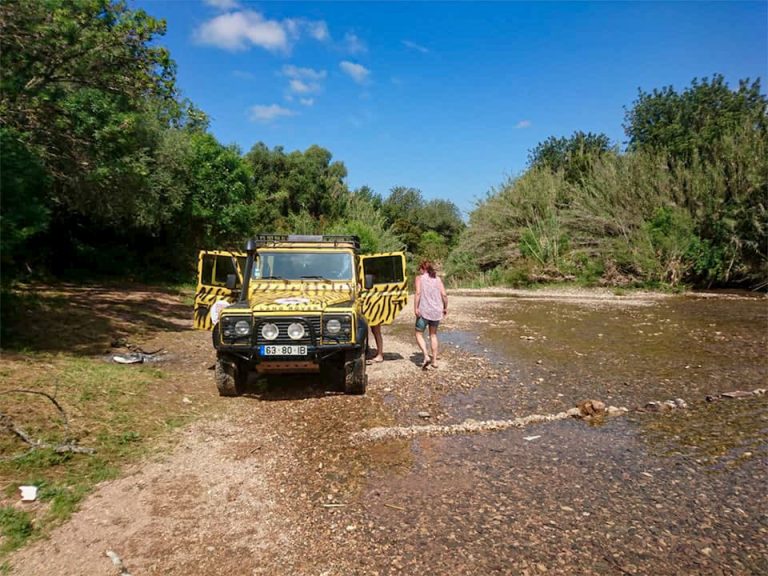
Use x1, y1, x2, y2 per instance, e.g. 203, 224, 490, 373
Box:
255, 318, 321, 346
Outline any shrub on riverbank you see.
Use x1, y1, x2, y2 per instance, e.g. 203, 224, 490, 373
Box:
450, 78, 767, 290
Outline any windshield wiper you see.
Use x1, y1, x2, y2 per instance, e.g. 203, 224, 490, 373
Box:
261, 275, 284, 280
300, 275, 331, 281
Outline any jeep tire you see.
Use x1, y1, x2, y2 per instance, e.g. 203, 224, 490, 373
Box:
215, 355, 247, 396
344, 349, 367, 395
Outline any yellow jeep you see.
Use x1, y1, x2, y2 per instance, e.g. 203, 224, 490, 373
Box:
194, 234, 407, 396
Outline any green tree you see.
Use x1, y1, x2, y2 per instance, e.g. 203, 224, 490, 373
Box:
244, 142, 351, 225
327, 192, 403, 254
418, 230, 449, 262
352, 185, 382, 211
180, 133, 256, 247
1, 0, 178, 223
527, 131, 613, 184
624, 75, 767, 163
381, 186, 424, 225
418, 199, 465, 246
381, 187, 425, 252
0, 129, 50, 275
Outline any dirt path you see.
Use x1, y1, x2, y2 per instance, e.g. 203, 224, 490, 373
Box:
7, 294, 491, 575
6, 289, 767, 575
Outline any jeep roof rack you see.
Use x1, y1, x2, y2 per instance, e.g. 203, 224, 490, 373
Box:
247, 234, 360, 251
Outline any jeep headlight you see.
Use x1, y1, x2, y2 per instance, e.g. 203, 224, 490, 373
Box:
323, 315, 352, 341
221, 316, 252, 343
326, 319, 341, 334
287, 322, 305, 340
234, 320, 251, 336
261, 323, 279, 340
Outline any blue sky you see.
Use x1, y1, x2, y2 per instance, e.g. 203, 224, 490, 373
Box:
136, 1, 767, 215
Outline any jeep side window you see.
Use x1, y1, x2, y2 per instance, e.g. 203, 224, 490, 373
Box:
363, 255, 404, 284
201, 256, 215, 285
202, 255, 241, 287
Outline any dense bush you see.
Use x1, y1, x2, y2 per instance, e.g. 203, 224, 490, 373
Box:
456, 77, 767, 289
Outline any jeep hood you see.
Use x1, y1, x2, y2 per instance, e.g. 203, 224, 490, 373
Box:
247, 285, 354, 313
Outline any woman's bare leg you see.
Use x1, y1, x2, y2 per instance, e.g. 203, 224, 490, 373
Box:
415, 329, 430, 368
429, 325, 439, 367
370, 325, 384, 362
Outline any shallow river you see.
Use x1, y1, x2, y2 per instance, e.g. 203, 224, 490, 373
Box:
347, 293, 768, 575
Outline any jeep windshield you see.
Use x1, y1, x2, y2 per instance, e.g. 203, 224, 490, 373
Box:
254, 251, 354, 281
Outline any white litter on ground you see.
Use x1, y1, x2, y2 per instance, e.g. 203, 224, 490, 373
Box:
19, 485, 37, 501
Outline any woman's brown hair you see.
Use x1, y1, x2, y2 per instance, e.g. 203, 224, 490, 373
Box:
419, 260, 436, 278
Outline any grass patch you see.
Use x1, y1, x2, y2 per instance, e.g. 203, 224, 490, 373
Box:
0, 354, 197, 559
0, 282, 211, 561
0, 508, 33, 555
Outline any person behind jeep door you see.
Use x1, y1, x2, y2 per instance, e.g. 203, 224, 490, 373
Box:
414, 259, 447, 369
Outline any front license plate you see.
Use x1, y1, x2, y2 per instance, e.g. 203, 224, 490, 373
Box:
260, 345, 307, 356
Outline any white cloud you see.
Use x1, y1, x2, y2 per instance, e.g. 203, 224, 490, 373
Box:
515, 120, 532, 129
340, 61, 370, 84
282, 65, 326, 96
402, 40, 429, 54
195, 11, 288, 51
289, 79, 313, 94
249, 104, 295, 123
282, 65, 327, 81
300, 98, 315, 107
204, 0, 239, 10
284, 18, 330, 42
344, 32, 367, 54
195, 11, 329, 53
307, 21, 330, 41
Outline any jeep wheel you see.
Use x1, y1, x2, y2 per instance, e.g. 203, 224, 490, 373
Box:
344, 351, 367, 395
215, 356, 247, 397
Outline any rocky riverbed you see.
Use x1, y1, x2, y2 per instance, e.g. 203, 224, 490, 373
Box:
7, 288, 767, 575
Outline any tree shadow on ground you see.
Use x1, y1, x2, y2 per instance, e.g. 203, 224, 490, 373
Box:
1, 283, 192, 355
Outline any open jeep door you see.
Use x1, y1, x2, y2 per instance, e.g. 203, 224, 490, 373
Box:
359, 252, 408, 326
194, 250, 246, 330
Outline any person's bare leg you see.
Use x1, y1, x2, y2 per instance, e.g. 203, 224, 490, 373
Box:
415, 329, 430, 368
370, 325, 384, 362
429, 326, 439, 367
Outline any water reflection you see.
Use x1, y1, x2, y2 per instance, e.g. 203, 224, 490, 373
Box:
412, 294, 768, 482
634, 397, 768, 467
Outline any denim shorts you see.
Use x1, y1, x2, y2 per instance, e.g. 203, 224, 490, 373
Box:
415, 316, 440, 331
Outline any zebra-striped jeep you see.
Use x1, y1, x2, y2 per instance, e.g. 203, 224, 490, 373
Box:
194, 235, 407, 396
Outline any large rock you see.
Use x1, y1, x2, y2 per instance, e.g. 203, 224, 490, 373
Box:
577, 399, 606, 418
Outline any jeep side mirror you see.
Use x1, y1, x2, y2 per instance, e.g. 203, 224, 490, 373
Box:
364, 274, 375, 290
226, 274, 238, 290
